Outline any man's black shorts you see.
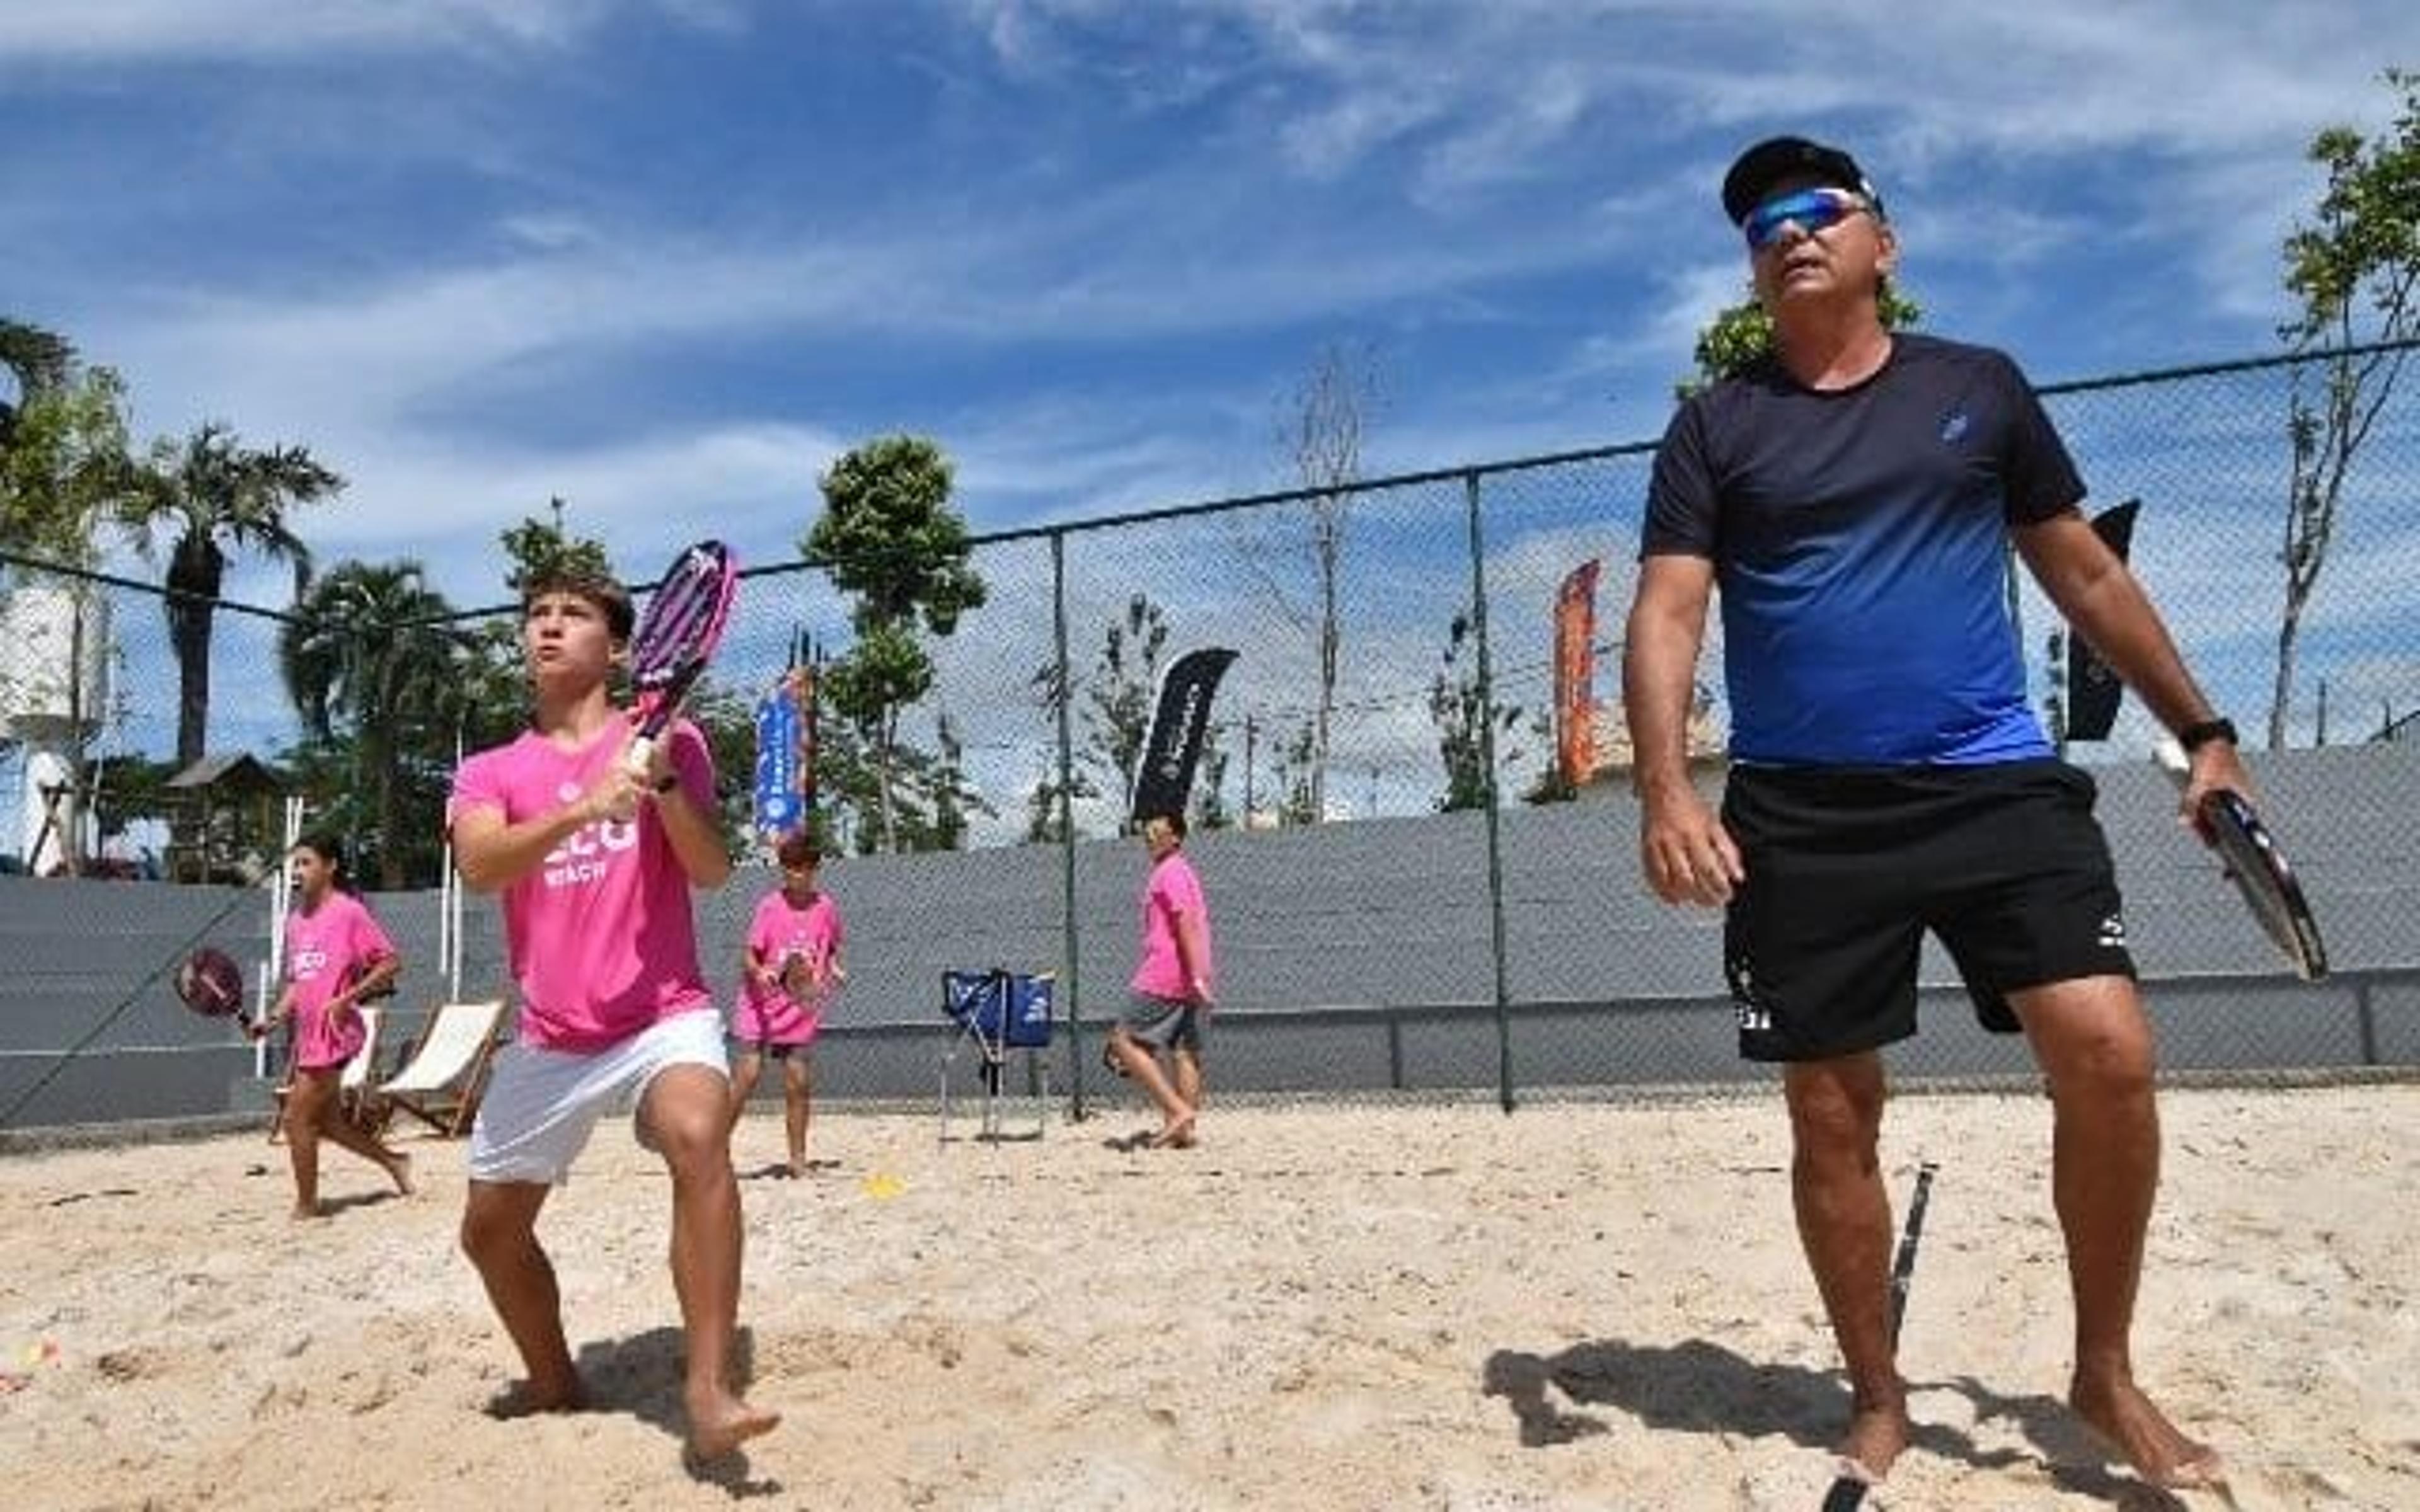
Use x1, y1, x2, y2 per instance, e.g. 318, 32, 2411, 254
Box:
1719, 760, 2135, 1062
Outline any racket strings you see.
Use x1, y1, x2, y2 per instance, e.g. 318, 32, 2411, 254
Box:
633, 558, 734, 682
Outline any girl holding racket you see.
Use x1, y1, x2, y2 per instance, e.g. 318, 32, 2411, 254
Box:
249, 831, 412, 1218
448, 559, 778, 1462
727, 830, 846, 1177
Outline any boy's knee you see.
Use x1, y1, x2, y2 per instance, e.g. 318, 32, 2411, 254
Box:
651, 1108, 734, 1172
460, 1206, 522, 1264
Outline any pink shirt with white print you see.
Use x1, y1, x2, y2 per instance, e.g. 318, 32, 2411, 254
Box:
1130, 850, 1213, 1002
448, 714, 715, 1052
283, 891, 395, 1071
734, 888, 844, 1042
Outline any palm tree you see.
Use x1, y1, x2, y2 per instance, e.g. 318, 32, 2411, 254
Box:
120, 423, 343, 767
280, 559, 471, 888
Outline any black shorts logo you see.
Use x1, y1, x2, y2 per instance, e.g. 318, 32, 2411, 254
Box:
1726, 950, 1773, 1034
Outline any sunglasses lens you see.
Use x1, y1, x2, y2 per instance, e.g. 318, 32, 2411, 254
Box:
1744, 190, 1853, 249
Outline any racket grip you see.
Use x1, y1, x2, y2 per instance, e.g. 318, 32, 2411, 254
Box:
624, 730, 662, 778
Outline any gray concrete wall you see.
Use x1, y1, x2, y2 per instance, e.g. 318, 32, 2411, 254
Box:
4, 742, 2414, 1130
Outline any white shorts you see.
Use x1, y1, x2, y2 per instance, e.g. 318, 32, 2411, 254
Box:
467, 1009, 729, 1186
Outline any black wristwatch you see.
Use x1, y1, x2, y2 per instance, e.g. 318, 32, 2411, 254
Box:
2177, 717, 2238, 753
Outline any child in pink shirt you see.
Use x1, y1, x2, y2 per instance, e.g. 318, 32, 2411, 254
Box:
447, 567, 776, 1462
1107, 810, 1215, 1148
727, 830, 846, 1176
248, 832, 412, 1218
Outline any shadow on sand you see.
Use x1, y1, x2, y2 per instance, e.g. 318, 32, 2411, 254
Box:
1481, 1335, 2189, 1509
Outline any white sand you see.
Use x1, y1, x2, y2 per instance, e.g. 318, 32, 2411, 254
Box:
4, 1085, 2417, 1509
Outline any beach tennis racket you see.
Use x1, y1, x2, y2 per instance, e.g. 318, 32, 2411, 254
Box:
175, 947, 246, 1019
624, 539, 738, 779
1822, 1161, 1939, 1511
2153, 739, 2327, 980
778, 950, 818, 1003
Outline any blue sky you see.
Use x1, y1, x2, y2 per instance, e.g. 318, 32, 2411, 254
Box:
6, 0, 2416, 616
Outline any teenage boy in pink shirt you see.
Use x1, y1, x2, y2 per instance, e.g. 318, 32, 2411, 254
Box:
1107, 810, 1215, 1148
448, 568, 777, 1462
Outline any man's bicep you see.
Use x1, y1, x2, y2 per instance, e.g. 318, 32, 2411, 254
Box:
1631, 553, 1717, 625
2012, 507, 2114, 608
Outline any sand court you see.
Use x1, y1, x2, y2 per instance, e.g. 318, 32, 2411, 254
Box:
3, 1085, 2416, 1509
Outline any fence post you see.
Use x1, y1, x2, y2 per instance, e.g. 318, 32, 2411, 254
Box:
1050, 530, 1088, 1119
1462, 472, 1516, 1113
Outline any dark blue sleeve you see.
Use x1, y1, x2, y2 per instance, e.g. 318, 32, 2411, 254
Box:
1996, 351, 2086, 524
1642, 395, 1720, 558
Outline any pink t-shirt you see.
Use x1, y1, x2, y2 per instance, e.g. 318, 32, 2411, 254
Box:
732, 888, 844, 1044
1130, 850, 1213, 1001
448, 715, 715, 1052
283, 891, 396, 1071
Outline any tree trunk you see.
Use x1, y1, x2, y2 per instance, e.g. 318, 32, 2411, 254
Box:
2268, 594, 2306, 752
167, 534, 224, 770
876, 706, 898, 852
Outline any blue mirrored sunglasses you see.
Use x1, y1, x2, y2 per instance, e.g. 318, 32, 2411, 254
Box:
1741, 186, 1869, 250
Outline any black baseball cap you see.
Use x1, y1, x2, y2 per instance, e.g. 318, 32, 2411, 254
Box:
1720, 135, 1885, 225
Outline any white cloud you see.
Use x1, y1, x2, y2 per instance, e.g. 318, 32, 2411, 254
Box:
0, 1, 686, 63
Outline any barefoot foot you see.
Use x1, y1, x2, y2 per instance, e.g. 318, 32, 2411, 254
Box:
686, 1388, 781, 1460
485, 1377, 587, 1419
2071, 1373, 2223, 1489
1839, 1392, 1912, 1483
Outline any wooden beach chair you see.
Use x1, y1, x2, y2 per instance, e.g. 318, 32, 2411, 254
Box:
366, 999, 508, 1138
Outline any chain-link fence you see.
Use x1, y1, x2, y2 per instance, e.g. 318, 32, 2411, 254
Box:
4, 340, 2417, 1129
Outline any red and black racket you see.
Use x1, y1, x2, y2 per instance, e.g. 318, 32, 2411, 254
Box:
2155, 739, 2328, 980
624, 539, 738, 778
175, 947, 246, 1019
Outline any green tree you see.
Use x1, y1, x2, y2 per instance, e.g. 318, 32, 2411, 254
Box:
1427, 610, 1525, 811
279, 560, 471, 886
1265, 716, 1321, 827
1030, 592, 1171, 833
118, 423, 343, 767
0, 319, 74, 461
804, 435, 987, 850
2268, 66, 2420, 750
1680, 284, 1924, 396
500, 500, 616, 597
0, 331, 141, 566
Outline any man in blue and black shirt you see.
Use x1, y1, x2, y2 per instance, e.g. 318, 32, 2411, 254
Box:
1623, 134, 2248, 1495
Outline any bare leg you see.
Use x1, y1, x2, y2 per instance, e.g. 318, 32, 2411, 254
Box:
783, 1054, 812, 1175
725, 1051, 763, 1137
298, 1071, 413, 1196
1783, 1053, 1910, 1480
640, 1065, 780, 1459
283, 1072, 331, 1218
1108, 1025, 1193, 1143
2012, 978, 2220, 1488
1169, 1044, 1204, 1147
460, 1179, 584, 1411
